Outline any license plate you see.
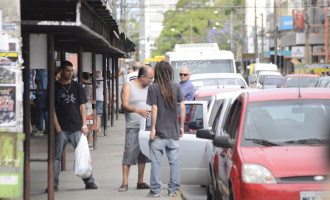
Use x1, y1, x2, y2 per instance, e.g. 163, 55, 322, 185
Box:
300, 191, 330, 200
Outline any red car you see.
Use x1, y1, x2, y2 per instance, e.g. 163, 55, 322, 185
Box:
198, 88, 330, 200
282, 74, 320, 88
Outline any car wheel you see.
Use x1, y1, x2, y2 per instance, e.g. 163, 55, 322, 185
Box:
229, 186, 235, 200
207, 185, 213, 200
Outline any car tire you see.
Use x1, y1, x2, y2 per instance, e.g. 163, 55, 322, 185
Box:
229, 186, 235, 200
206, 185, 213, 200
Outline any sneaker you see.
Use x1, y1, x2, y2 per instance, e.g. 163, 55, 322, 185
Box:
148, 190, 160, 198
85, 182, 98, 189
44, 185, 58, 193
169, 192, 177, 197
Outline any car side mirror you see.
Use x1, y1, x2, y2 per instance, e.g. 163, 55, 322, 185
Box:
196, 129, 214, 140
188, 120, 203, 130
213, 135, 234, 148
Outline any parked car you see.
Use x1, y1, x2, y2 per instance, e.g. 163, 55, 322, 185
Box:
190, 73, 248, 90
316, 76, 330, 88
282, 74, 320, 88
250, 71, 283, 89
198, 88, 330, 200
263, 76, 284, 89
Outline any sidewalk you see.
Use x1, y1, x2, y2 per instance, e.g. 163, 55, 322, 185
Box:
29, 114, 183, 200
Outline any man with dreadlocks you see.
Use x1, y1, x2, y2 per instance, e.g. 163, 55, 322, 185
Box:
146, 61, 185, 197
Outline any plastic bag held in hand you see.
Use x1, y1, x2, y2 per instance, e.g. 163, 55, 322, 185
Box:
74, 134, 92, 178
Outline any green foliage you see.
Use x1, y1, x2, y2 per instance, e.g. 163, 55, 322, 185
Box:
151, 0, 245, 56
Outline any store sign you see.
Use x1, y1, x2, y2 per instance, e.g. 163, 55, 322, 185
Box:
280, 16, 293, 30
312, 45, 325, 53
292, 46, 305, 58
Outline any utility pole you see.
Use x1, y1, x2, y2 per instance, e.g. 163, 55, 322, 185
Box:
230, 0, 233, 52
304, 0, 310, 64
274, 0, 277, 65
261, 13, 264, 62
254, 0, 258, 62
190, 19, 193, 43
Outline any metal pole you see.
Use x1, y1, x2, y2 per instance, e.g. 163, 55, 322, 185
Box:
261, 13, 264, 62
274, 0, 278, 65
92, 52, 97, 149
115, 57, 119, 120
304, 0, 310, 64
254, 0, 258, 61
111, 57, 115, 126
107, 57, 111, 121
230, 0, 233, 52
23, 33, 31, 200
325, 7, 328, 63
60, 49, 66, 171
47, 33, 55, 200
102, 54, 107, 135
190, 19, 193, 43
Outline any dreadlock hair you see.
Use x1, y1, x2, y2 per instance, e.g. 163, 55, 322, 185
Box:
154, 61, 175, 109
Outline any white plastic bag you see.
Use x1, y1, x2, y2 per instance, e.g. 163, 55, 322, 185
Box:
74, 134, 92, 178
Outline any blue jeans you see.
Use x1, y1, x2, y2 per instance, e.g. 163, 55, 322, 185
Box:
54, 131, 94, 186
38, 110, 48, 131
149, 137, 180, 194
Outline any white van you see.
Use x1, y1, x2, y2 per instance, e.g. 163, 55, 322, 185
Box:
165, 43, 236, 83
248, 63, 278, 85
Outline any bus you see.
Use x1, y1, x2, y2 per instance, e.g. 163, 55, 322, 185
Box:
143, 55, 165, 67
165, 43, 236, 83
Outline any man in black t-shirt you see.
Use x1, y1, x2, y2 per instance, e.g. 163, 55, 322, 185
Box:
45, 61, 97, 192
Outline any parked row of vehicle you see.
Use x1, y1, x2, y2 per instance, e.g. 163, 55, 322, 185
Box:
139, 84, 330, 200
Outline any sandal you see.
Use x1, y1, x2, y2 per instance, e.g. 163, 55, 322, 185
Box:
118, 184, 128, 192
136, 182, 150, 189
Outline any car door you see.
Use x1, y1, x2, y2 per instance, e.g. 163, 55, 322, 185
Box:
139, 101, 209, 185
216, 99, 242, 199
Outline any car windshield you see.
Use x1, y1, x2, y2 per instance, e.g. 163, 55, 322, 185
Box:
242, 99, 330, 146
318, 78, 330, 88
264, 77, 284, 85
192, 78, 246, 88
283, 77, 319, 87
259, 75, 281, 85
172, 59, 234, 82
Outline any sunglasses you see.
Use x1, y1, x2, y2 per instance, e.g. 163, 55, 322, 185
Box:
180, 73, 189, 77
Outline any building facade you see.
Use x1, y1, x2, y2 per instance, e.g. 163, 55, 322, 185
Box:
139, 0, 178, 63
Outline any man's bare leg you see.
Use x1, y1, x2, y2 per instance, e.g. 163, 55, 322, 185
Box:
118, 164, 130, 191
96, 115, 101, 135
137, 163, 146, 184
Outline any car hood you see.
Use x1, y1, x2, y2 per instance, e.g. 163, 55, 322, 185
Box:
240, 146, 328, 177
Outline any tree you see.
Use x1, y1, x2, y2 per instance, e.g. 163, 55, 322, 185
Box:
151, 0, 245, 57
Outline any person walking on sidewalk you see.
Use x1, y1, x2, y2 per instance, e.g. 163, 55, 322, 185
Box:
118, 65, 154, 192
146, 61, 185, 197
46, 61, 97, 192
95, 70, 109, 136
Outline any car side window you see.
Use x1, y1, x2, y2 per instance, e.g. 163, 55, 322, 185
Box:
223, 100, 242, 140
211, 103, 224, 133
209, 99, 224, 127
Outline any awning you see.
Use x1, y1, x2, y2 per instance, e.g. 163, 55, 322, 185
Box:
21, 0, 135, 57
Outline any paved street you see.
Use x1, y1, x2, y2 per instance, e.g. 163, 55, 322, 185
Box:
29, 114, 206, 200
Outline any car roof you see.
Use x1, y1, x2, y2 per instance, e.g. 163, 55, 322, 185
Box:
258, 71, 282, 76
195, 88, 243, 98
244, 88, 330, 102
190, 73, 243, 80
284, 74, 320, 78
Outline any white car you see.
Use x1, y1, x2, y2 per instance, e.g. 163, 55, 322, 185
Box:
190, 73, 248, 90
251, 71, 283, 89
138, 101, 209, 185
